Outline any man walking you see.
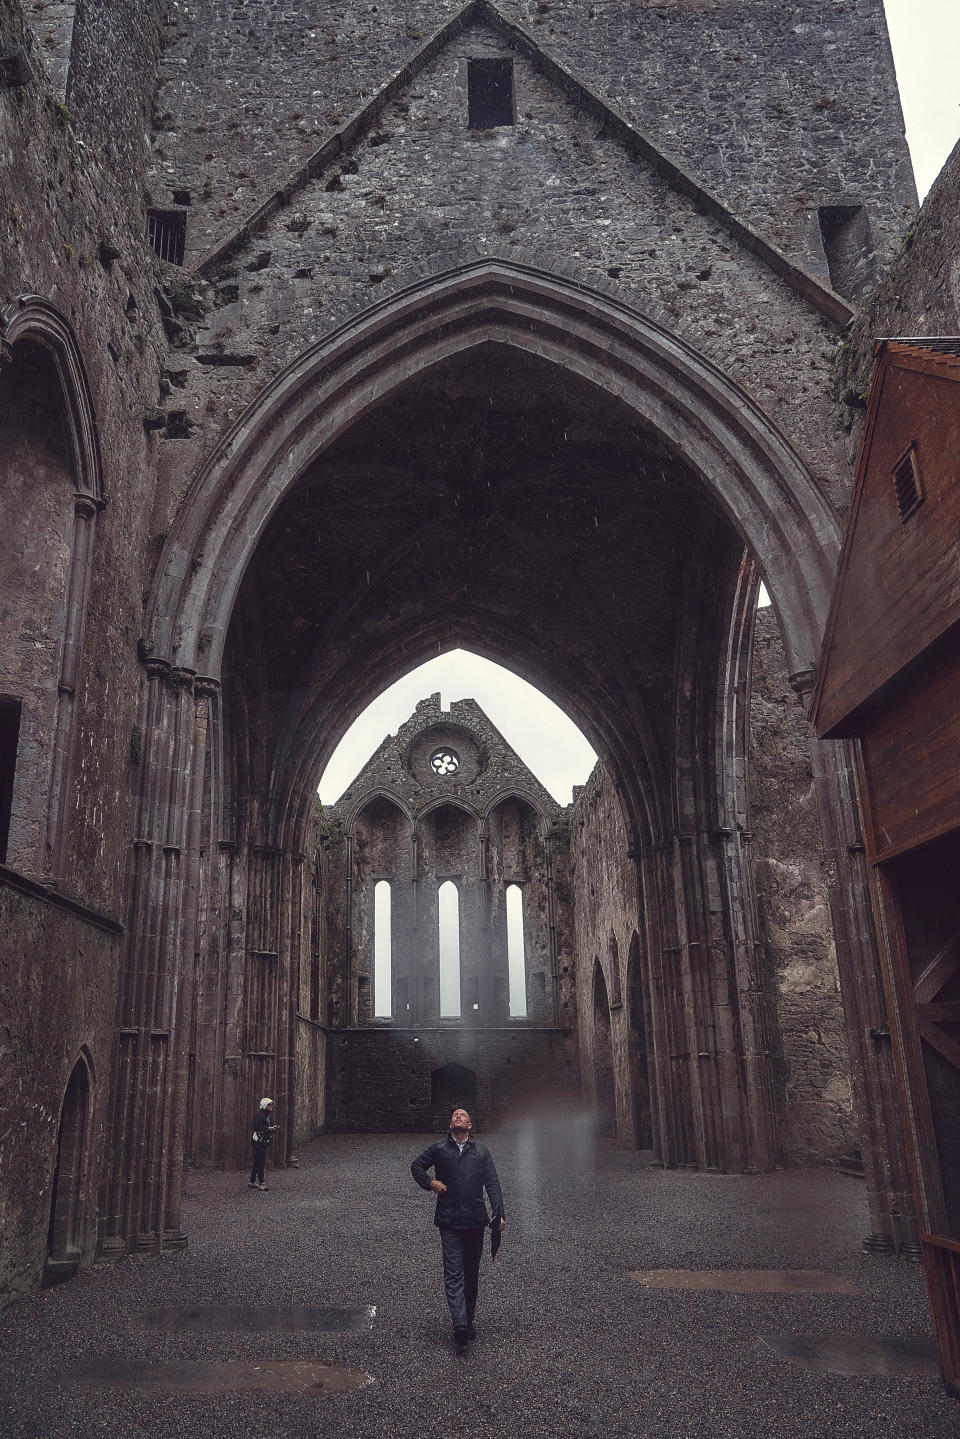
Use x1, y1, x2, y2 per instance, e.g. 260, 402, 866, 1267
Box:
411, 1108, 506, 1348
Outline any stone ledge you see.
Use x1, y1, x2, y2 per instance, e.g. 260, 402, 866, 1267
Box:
0, 864, 124, 936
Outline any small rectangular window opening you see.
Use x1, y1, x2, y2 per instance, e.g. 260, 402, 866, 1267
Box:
146, 209, 187, 266
892, 444, 924, 521
468, 58, 514, 130
817, 204, 871, 301
0, 697, 22, 866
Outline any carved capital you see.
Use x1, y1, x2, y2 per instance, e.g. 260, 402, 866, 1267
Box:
168, 666, 196, 692
73, 491, 106, 519
194, 675, 221, 699
144, 657, 171, 682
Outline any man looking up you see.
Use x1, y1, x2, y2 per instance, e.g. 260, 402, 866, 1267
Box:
411, 1108, 506, 1349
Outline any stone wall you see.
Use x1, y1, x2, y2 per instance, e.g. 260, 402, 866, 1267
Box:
143, 11, 876, 550
836, 138, 960, 464
750, 607, 856, 1161
327, 1025, 579, 1132
0, 870, 121, 1301
1, 0, 168, 903
149, 0, 913, 281
293, 1017, 326, 1148
569, 765, 648, 1146
0, 0, 168, 1303
569, 612, 859, 1167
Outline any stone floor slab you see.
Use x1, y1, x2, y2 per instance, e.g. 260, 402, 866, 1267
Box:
140, 1303, 376, 1332
69, 1357, 371, 1394
762, 1334, 940, 1377
629, 1268, 859, 1294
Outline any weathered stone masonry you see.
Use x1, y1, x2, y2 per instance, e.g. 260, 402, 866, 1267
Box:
0, 0, 931, 1306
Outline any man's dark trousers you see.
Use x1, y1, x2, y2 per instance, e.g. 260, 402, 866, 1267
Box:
439, 1226, 485, 1330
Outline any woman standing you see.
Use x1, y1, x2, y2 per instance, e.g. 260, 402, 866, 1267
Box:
248, 1096, 278, 1191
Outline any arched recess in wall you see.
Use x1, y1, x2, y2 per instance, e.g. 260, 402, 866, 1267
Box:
485, 791, 553, 1023
44, 1050, 93, 1285
593, 959, 616, 1140
351, 794, 412, 1023
626, 931, 652, 1149
144, 258, 842, 857
0, 296, 104, 878
416, 801, 476, 1021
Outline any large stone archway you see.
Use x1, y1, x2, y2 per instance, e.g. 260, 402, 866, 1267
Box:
108, 261, 912, 1261
146, 259, 838, 679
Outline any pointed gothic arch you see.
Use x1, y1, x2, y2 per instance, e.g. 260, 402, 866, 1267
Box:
44, 1051, 94, 1284
110, 257, 908, 1257
0, 296, 104, 878
145, 256, 839, 711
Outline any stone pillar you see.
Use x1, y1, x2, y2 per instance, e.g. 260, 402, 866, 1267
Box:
545, 823, 561, 1027
99, 660, 201, 1258
44, 490, 104, 878
639, 826, 778, 1175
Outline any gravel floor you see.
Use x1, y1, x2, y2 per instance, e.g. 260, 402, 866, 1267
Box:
0, 1115, 956, 1439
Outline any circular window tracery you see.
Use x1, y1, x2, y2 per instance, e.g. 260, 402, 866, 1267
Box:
430, 748, 460, 776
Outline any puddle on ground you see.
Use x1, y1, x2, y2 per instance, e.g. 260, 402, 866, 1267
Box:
140, 1304, 376, 1331
628, 1269, 858, 1295
70, 1358, 372, 1394
762, 1333, 939, 1377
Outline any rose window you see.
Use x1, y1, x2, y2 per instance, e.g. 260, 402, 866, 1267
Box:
430, 748, 460, 776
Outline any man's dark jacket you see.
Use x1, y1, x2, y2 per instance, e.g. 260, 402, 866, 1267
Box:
411, 1135, 505, 1229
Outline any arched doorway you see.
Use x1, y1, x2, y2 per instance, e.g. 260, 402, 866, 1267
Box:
593, 961, 616, 1140
109, 259, 909, 1257
44, 1056, 91, 1286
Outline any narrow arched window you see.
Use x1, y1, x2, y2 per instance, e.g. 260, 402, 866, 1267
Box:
438, 880, 461, 1017
374, 880, 392, 1017
506, 883, 527, 1017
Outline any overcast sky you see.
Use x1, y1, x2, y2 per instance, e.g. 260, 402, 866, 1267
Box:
885, 0, 960, 198
319, 7, 960, 806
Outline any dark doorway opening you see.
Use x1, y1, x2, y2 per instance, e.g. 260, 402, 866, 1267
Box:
593, 960, 616, 1139
44, 1057, 90, 1286
886, 829, 960, 1234
431, 1062, 477, 1132
627, 931, 652, 1148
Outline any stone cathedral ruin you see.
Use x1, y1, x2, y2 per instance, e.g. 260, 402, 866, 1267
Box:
2, 0, 960, 1390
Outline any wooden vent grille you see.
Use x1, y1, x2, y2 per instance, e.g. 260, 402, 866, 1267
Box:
892, 445, 923, 520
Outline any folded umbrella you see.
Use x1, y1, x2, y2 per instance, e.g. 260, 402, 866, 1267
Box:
490, 1216, 502, 1261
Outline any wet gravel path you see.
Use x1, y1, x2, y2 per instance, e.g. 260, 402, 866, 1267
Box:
0, 1119, 955, 1438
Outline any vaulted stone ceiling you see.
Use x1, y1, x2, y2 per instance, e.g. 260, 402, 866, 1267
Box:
224, 343, 744, 826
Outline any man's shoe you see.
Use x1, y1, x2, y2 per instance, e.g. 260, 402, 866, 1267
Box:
454, 1326, 469, 1348
257, 1181, 269, 1190
248, 1180, 257, 1187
